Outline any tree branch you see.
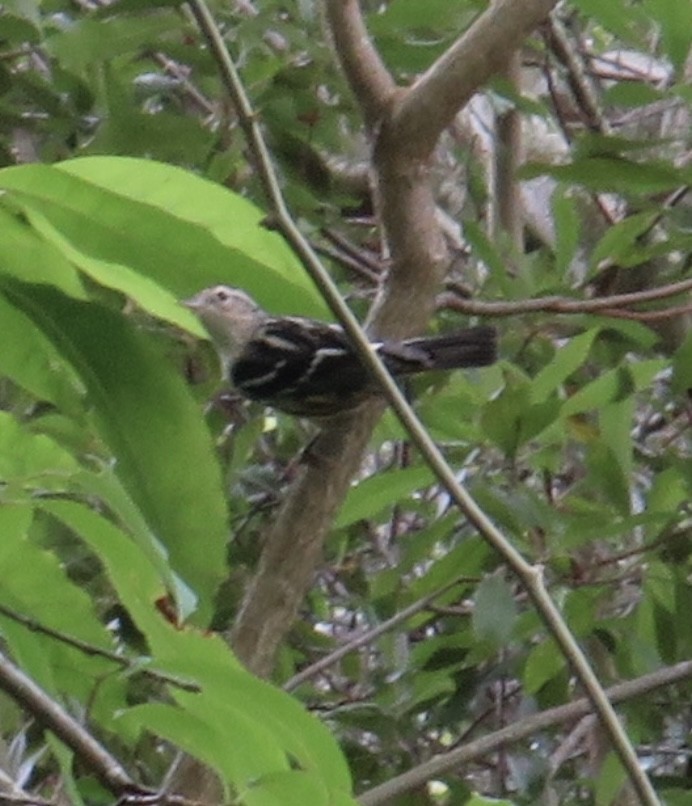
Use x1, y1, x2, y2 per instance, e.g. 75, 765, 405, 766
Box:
439, 276, 692, 316
358, 660, 692, 804
230, 412, 383, 677
493, 50, 524, 251
323, 0, 396, 131
390, 0, 559, 158
0, 650, 145, 800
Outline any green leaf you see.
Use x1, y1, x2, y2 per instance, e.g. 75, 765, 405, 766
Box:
0, 279, 227, 624
643, 0, 692, 72
599, 397, 634, 483
573, 132, 670, 160
572, 0, 648, 39
595, 753, 626, 806
243, 771, 337, 806
408, 538, 489, 603
0, 159, 328, 322
647, 467, 689, 524
672, 330, 692, 393
521, 156, 685, 194
120, 630, 352, 796
335, 466, 434, 529
586, 442, 630, 515
589, 211, 659, 272
463, 220, 510, 282
122, 701, 286, 789
560, 367, 626, 417
0, 411, 80, 490
46, 14, 182, 70
646, 561, 676, 614
0, 504, 117, 699
523, 639, 565, 693
602, 82, 665, 108
551, 186, 581, 275
481, 374, 529, 457
482, 371, 560, 457
472, 575, 517, 646
530, 330, 598, 402
0, 204, 84, 296
0, 14, 40, 44
59, 157, 324, 313
41, 499, 172, 643
0, 295, 83, 410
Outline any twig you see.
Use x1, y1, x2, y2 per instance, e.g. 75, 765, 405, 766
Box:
597, 303, 692, 322
312, 242, 381, 284
284, 580, 466, 692
151, 52, 216, 116
321, 227, 384, 275
0, 795, 52, 805
0, 603, 201, 693
438, 276, 692, 316
545, 14, 610, 133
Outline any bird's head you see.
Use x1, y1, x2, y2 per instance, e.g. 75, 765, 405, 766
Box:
183, 285, 265, 358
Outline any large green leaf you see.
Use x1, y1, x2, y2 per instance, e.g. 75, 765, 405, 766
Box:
0, 279, 227, 623
0, 205, 84, 296
0, 411, 81, 492
0, 504, 119, 702
0, 158, 327, 322
0, 295, 83, 410
119, 629, 353, 798
41, 499, 173, 643
335, 466, 434, 529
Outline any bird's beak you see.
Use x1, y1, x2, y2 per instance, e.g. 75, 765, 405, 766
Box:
181, 294, 202, 310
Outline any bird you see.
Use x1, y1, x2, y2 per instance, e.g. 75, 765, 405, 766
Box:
183, 285, 497, 417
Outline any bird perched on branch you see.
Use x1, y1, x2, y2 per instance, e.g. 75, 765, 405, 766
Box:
184, 285, 497, 418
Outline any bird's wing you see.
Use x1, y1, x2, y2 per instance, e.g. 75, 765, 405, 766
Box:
231, 318, 371, 411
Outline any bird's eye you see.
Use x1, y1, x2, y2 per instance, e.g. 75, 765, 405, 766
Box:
215, 289, 229, 302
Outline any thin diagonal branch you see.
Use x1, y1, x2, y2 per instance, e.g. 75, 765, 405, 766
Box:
284, 579, 466, 692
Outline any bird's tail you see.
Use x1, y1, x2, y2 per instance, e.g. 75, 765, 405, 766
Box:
381, 326, 497, 374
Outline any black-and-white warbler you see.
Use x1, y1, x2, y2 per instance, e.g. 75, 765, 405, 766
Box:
184, 285, 497, 417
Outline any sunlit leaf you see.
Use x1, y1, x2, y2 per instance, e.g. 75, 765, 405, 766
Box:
0, 279, 227, 623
